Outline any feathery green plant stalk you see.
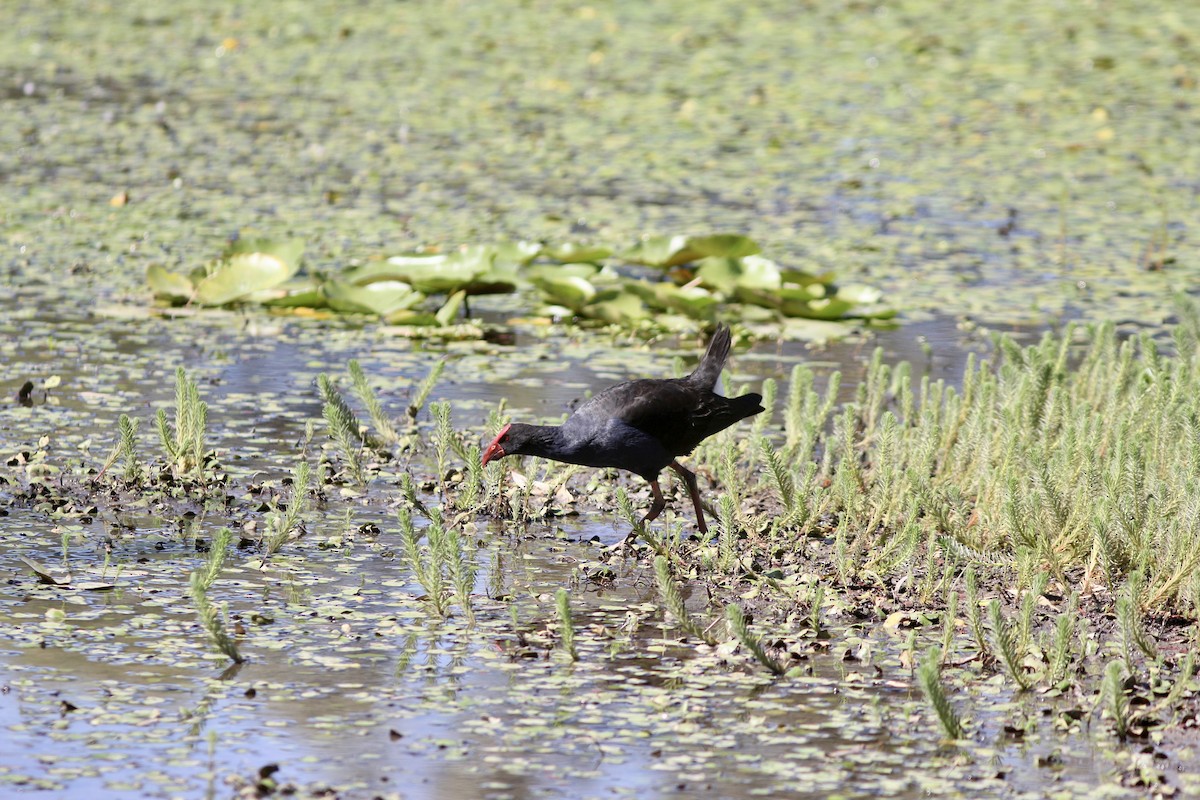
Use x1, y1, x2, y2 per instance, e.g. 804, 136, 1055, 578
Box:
988, 599, 1031, 691
264, 461, 312, 556
1120, 571, 1158, 663
1104, 660, 1130, 739
918, 646, 965, 739
726, 603, 785, 675
1048, 593, 1079, 686
940, 589, 958, 658
807, 582, 825, 637
195, 527, 233, 593
1017, 572, 1049, 655
156, 367, 208, 480
654, 555, 718, 645
555, 588, 578, 661
118, 414, 143, 483
408, 359, 446, 420
761, 438, 795, 514
189, 571, 244, 664
398, 506, 448, 617
447, 523, 477, 625
348, 359, 399, 445
430, 400, 454, 494
189, 527, 242, 663
716, 494, 739, 572
1156, 652, 1195, 715
318, 373, 366, 486
749, 377, 776, 441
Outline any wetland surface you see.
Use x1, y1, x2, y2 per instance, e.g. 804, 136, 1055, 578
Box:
3, 1, 1200, 798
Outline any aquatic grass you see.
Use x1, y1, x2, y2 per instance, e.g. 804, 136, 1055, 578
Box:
397, 505, 476, 621
1017, 572, 1049, 657
1048, 594, 1079, 686
726, 603, 785, 676
940, 589, 958, 660
348, 359, 399, 445
1104, 660, 1131, 739
654, 555, 719, 645
318, 373, 366, 486
1154, 652, 1196, 718
189, 527, 243, 664
716, 494, 740, 573
807, 582, 825, 639
399, 506, 448, 618
555, 588, 578, 661
988, 600, 1031, 691
407, 360, 446, 421
918, 646, 965, 740
156, 367, 209, 481
96, 413, 144, 484
263, 461, 312, 556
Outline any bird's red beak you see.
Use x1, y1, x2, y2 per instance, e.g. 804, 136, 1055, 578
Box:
481, 423, 510, 467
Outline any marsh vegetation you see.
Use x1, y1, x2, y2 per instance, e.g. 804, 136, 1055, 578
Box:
3, 0, 1200, 798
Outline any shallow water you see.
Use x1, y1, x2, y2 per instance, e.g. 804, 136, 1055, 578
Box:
4, 0, 1200, 795
0, 299, 1168, 799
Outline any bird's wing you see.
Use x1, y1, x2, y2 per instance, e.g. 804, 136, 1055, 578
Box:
573, 379, 716, 456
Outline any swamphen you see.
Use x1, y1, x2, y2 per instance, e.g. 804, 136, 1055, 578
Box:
482, 325, 763, 542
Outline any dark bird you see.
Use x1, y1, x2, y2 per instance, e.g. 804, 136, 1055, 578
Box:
482, 325, 763, 543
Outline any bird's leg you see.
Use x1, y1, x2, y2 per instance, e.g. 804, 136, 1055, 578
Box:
620, 479, 666, 548
669, 461, 708, 534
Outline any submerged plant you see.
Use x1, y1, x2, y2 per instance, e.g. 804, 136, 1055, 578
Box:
348, 359, 399, 445
156, 367, 209, 480
1104, 660, 1131, 739
654, 555, 719, 645
263, 461, 312, 556
318, 373, 366, 486
189, 527, 243, 664
726, 603, 785, 676
408, 360, 446, 420
918, 646, 965, 740
988, 600, 1031, 691
556, 588, 578, 661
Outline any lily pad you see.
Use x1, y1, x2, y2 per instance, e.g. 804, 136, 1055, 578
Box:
146, 265, 195, 303
542, 242, 613, 263
323, 280, 424, 316
625, 280, 719, 319
696, 255, 783, 295
625, 234, 762, 268
531, 275, 598, 309
194, 251, 301, 306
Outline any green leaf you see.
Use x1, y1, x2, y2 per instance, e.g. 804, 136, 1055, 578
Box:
262, 287, 329, 309
224, 237, 305, 269
194, 251, 300, 305
435, 290, 466, 326
582, 288, 650, 324
543, 242, 613, 263
625, 280, 718, 318
531, 275, 597, 309
624, 234, 761, 267
350, 245, 519, 295
323, 280, 424, 315
525, 262, 603, 282
146, 265, 195, 302
696, 254, 782, 294
685, 234, 762, 260
491, 240, 544, 268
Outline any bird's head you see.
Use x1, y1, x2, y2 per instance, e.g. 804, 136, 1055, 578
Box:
481, 423, 512, 467
482, 422, 550, 467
